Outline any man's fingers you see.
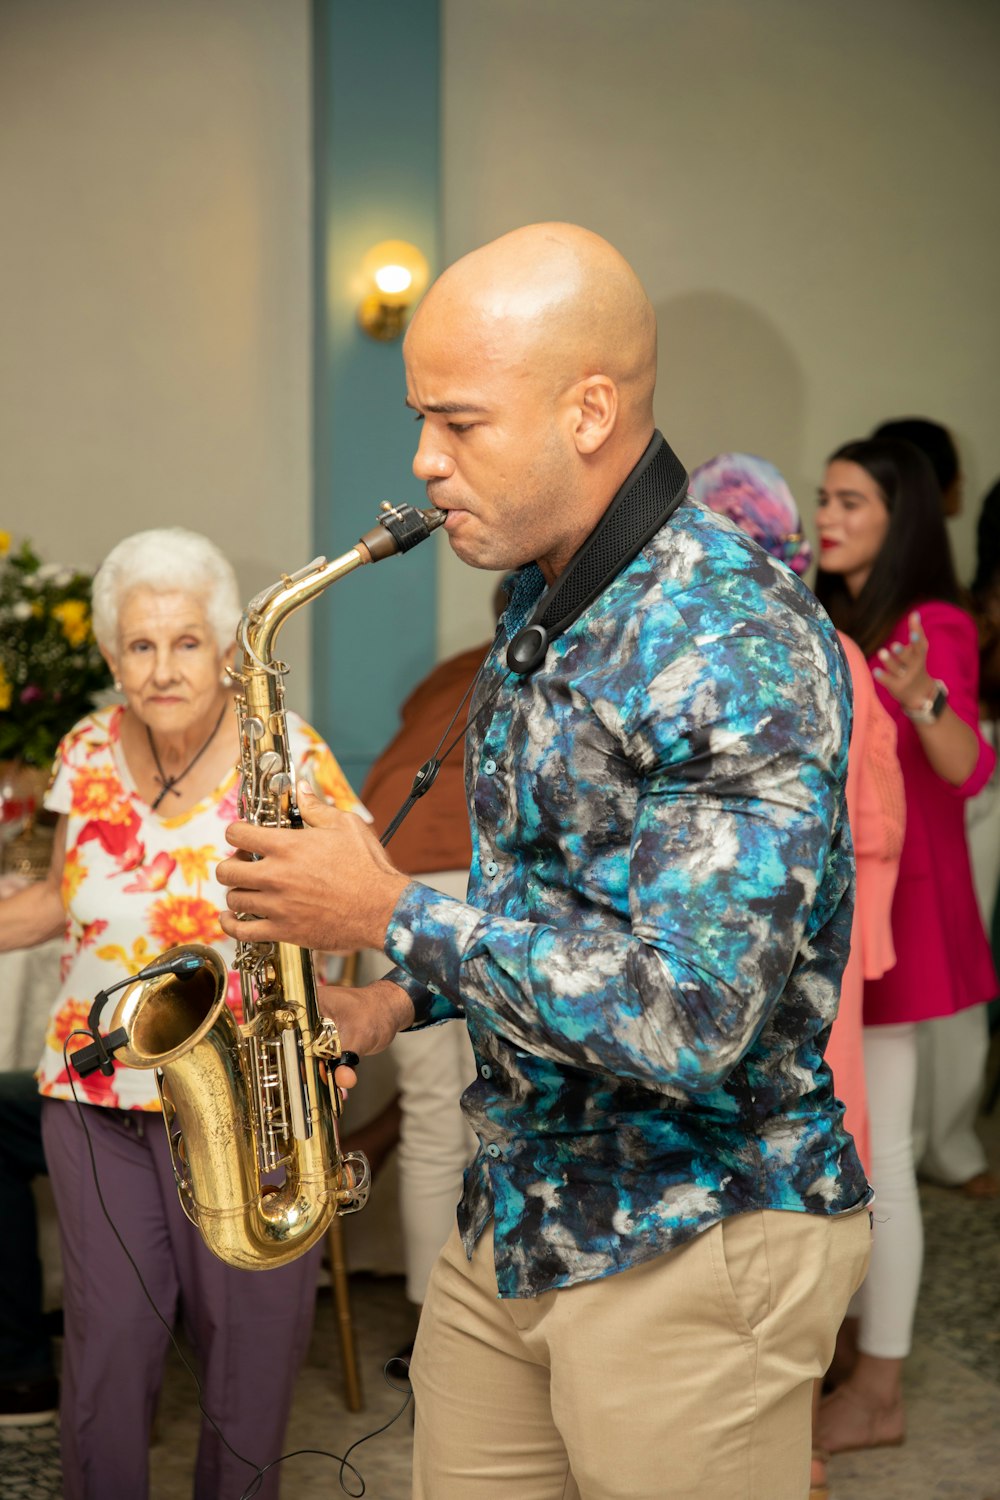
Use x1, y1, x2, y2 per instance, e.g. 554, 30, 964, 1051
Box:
334, 1063, 359, 1093
295, 784, 341, 830
221, 809, 346, 867
216, 851, 267, 890
218, 910, 281, 943
223, 882, 275, 915
223, 820, 288, 857
215, 856, 236, 890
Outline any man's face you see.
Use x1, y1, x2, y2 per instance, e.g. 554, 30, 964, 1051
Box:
403, 313, 579, 578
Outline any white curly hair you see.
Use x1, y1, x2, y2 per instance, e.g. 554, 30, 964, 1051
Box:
91, 528, 241, 654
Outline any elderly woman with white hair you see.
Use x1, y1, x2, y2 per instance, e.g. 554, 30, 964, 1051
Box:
0, 528, 364, 1500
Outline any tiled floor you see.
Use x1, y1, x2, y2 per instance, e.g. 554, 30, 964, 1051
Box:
3, 1071, 999, 1499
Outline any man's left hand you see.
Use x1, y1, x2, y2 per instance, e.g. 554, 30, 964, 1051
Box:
217, 784, 409, 952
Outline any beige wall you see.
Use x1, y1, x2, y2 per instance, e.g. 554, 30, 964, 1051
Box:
4, 2, 997, 671
0, 0, 314, 689
438, 0, 1000, 653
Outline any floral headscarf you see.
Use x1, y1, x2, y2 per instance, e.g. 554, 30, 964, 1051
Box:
689, 453, 814, 577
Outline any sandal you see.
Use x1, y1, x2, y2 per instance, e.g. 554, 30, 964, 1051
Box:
809, 1448, 830, 1500
958, 1170, 1000, 1201
816, 1383, 905, 1455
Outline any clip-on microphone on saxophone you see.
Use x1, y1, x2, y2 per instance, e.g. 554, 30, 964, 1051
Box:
72, 952, 205, 1079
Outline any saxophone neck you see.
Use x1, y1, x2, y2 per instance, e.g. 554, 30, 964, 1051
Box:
240, 503, 444, 666
240, 547, 365, 668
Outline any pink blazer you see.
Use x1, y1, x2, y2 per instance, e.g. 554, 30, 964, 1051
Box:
864, 602, 998, 1025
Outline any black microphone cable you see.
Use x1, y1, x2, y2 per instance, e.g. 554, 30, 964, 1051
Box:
378, 636, 508, 851
60, 1018, 413, 1496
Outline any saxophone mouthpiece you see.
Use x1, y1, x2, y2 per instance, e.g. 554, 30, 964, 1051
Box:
359, 502, 445, 562
421, 506, 447, 533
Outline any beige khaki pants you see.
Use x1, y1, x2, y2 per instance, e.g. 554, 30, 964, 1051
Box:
411, 1207, 871, 1500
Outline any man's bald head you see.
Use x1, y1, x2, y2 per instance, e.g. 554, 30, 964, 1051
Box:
407, 223, 657, 435
403, 225, 659, 580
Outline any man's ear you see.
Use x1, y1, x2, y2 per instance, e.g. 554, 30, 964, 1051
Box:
570, 375, 618, 455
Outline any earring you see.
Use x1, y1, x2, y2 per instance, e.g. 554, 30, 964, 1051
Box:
114, 678, 123, 692
220, 667, 234, 686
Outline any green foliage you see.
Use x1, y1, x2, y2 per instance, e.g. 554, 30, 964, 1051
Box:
0, 535, 111, 768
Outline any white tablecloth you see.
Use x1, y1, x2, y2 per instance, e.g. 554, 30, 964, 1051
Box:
0, 938, 61, 1073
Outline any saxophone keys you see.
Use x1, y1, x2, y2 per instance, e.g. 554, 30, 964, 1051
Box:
313, 1018, 343, 1061
337, 1151, 372, 1213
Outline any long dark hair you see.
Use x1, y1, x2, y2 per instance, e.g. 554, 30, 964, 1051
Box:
971, 477, 1000, 599
870, 417, 958, 496
814, 437, 964, 656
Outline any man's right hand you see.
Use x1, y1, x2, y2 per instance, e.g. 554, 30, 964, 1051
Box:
319, 977, 417, 1094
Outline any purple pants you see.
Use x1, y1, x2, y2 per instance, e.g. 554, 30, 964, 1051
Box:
41, 1098, 323, 1500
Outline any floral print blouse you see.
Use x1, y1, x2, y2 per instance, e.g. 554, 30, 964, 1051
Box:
41, 704, 363, 1110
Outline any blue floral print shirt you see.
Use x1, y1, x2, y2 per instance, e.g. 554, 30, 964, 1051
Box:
385, 495, 870, 1299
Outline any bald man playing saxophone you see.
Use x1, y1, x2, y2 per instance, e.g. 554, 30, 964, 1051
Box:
219, 223, 871, 1500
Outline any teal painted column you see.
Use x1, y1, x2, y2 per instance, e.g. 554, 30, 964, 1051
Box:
312, 0, 441, 791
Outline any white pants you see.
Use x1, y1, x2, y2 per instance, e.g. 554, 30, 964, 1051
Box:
357, 867, 478, 1305
966, 723, 1000, 925
910, 740, 999, 1187
850, 1023, 924, 1359
913, 1004, 990, 1184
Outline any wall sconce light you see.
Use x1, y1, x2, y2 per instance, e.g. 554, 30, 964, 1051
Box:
358, 240, 430, 341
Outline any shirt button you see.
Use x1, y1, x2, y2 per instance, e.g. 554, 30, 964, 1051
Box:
480, 1064, 492, 1080
484, 860, 499, 877
486, 1143, 502, 1159
483, 758, 497, 775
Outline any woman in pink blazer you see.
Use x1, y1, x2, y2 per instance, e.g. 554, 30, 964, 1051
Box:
814, 437, 997, 1459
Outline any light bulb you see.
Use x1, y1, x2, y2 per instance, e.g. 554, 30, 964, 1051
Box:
358, 240, 430, 340
374, 264, 413, 296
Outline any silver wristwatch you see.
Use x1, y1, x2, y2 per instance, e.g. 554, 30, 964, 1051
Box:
903, 678, 948, 723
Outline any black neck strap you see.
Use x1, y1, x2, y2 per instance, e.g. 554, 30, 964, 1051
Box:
506, 430, 688, 675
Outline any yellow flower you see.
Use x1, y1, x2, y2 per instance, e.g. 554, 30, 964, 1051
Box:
61, 848, 87, 905
303, 746, 358, 812
52, 599, 91, 648
0, 663, 10, 712
96, 936, 157, 976
173, 844, 217, 887
0, 531, 10, 556
70, 768, 135, 825
148, 894, 223, 948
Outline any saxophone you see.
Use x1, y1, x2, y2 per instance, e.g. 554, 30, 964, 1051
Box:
106, 503, 444, 1270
